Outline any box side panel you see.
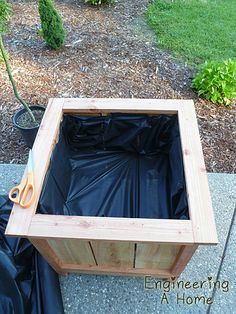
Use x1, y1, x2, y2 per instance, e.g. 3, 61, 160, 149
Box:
47, 239, 96, 266
90, 241, 134, 268
29, 237, 197, 277
135, 243, 181, 270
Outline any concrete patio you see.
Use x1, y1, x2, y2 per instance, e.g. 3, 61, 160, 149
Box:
0, 164, 235, 314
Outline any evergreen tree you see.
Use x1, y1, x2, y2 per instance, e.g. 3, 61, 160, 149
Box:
38, 0, 65, 49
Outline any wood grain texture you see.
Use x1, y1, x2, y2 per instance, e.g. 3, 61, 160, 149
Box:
47, 239, 96, 266
28, 214, 194, 244
178, 104, 218, 244
60, 264, 172, 278
170, 244, 198, 277
62, 98, 192, 114
135, 243, 181, 270
5, 99, 64, 236
29, 238, 65, 274
90, 241, 134, 267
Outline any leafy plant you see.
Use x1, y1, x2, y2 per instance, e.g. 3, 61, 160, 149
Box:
38, 0, 65, 49
84, 0, 114, 5
192, 59, 236, 106
0, 0, 11, 32
0, 0, 36, 121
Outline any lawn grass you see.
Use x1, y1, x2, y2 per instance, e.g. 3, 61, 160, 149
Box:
146, 0, 236, 64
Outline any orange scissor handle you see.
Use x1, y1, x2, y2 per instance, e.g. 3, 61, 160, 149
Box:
9, 180, 27, 204
9, 171, 35, 208
20, 171, 35, 208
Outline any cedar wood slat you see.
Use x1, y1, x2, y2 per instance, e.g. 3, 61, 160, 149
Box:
28, 215, 194, 244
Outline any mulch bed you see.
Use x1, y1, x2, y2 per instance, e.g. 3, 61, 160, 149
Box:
0, 0, 235, 173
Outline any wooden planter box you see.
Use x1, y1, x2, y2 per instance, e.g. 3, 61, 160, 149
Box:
6, 98, 218, 278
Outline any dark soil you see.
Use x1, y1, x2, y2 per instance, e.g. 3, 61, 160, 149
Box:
0, 0, 235, 172
16, 109, 44, 128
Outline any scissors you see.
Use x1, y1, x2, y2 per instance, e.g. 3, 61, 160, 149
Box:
9, 150, 35, 208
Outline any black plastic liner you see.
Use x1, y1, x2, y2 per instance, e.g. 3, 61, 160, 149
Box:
38, 114, 189, 220
0, 196, 64, 314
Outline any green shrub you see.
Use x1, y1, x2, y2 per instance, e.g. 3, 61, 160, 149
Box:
0, 0, 11, 32
192, 59, 236, 106
84, 0, 114, 5
38, 0, 65, 49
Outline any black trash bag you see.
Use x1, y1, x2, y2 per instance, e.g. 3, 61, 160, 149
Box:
0, 196, 64, 314
38, 113, 189, 220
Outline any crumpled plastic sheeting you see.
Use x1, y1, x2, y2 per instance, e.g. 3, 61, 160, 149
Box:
38, 114, 189, 220
0, 196, 64, 314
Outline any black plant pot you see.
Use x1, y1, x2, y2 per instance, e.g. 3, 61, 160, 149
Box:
13, 105, 45, 148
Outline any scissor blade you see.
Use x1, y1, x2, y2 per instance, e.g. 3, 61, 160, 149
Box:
27, 150, 34, 172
